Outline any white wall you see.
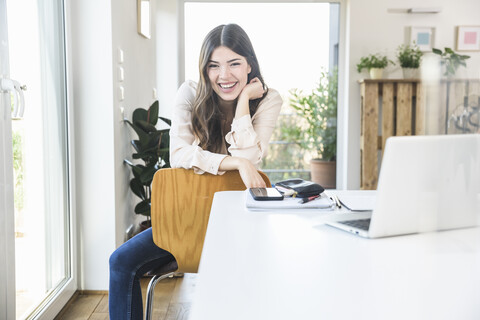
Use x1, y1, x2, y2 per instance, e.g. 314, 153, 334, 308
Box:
70, 0, 157, 290
111, 0, 158, 245
69, 0, 115, 290
347, 0, 480, 188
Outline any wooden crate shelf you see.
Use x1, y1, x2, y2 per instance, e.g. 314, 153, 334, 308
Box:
359, 79, 425, 190
358, 78, 480, 190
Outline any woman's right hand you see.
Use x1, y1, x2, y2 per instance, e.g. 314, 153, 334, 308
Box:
219, 156, 266, 188
240, 77, 266, 101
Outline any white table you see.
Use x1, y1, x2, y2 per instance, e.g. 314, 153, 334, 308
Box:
189, 191, 480, 320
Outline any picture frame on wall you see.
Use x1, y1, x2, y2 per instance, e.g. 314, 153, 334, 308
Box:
456, 26, 480, 51
410, 27, 435, 51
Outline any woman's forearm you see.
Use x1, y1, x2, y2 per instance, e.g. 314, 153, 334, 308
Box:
218, 155, 246, 171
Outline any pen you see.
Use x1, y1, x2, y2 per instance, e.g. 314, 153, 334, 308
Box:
299, 194, 320, 204
330, 195, 342, 209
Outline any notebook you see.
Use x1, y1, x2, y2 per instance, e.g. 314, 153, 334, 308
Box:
327, 134, 480, 238
245, 190, 334, 210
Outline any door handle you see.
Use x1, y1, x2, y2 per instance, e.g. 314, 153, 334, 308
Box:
0, 77, 26, 119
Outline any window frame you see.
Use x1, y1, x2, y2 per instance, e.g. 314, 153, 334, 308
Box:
178, 0, 349, 189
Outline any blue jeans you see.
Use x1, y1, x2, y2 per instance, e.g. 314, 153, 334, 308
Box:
109, 227, 174, 320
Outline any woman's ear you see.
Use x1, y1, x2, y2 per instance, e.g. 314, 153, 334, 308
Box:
247, 64, 252, 74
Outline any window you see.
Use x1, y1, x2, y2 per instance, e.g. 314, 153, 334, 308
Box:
184, 2, 340, 182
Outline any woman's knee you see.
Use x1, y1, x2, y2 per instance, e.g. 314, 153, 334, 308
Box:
109, 246, 126, 271
109, 240, 138, 273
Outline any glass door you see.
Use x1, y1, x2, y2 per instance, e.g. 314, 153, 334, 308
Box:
0, 0, 75, 318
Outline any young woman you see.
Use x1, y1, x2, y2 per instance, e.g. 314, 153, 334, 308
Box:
109, 23, 282, 320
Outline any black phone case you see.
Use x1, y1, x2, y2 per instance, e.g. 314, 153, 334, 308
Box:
275, 179, 324, 198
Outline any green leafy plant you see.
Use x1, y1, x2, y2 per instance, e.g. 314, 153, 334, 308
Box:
287, 68, 338, 161
432, 47, 470, 77
356, 54, 394, 72
124, 100, 170, 219
12, 130, 24, 211
396, 43, 423, 68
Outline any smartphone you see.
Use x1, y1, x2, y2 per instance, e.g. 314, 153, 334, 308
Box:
249, 188, 284, 201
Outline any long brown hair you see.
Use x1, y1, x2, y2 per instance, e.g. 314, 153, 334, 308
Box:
191, 24, 268, 153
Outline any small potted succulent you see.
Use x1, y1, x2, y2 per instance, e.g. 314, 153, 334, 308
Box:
396, 43, 423, 79
356, 53, 394, 79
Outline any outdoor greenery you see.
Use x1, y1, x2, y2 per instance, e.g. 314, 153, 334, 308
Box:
12, 129, 24, 212
356, 53, 394, 72
124, 101, 170, 219
261, 114, 311, 182
432, 47, 470, 77
285, 68, 338, 161
396, 43, 423, 68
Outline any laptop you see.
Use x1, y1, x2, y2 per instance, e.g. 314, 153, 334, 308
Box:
327, 134, 480, 238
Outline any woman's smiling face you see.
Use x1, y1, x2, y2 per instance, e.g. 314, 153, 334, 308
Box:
207, 46, 251, 103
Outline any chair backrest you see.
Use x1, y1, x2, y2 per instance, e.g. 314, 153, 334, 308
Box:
151, 168, 271, 273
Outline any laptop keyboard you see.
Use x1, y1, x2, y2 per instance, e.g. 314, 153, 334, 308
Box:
339, 219, 371, 231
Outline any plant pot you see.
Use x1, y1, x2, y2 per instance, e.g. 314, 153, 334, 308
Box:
310, 159, 336, 189
139, 220, 151, 232
402, 68, 418, 79
369, 68, 383, 79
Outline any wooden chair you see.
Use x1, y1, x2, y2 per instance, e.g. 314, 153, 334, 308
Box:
144, 168, 271, 320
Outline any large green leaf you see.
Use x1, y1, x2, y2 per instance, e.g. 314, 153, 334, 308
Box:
124, 119, 148, 142
132, 108, 148, 123
148, 101, 159, 125
131, 164, 147, 179
139, 164, 158, 184
135, 131, 153, 150
134, 199, 151, 216
130, 178, 146, 200
159, 116, 171, 126
135, 120, 157, 133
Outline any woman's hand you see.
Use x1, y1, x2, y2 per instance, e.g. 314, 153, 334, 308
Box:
219, 156, 266, 188
237, 158, 266, 188
240, 77, 266, 101
235, 78, 266, 119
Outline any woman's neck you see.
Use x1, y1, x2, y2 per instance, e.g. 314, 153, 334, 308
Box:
218, 99, 236, 120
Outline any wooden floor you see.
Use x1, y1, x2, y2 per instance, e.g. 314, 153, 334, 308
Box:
54, 274, 196, 320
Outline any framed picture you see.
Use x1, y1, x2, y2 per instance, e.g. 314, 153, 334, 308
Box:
410, 27, 435, 51
456, 26, 480, 51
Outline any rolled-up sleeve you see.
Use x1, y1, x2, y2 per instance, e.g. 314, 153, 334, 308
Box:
225, 89, 283, 166
170, 81, 228, 175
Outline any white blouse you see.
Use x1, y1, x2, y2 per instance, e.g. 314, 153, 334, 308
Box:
170, 80, 283, 175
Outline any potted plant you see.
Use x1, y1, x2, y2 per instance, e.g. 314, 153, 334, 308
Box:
124, 100, 171, 231
287, 68, 337, 188
356, 53, 394, 79
396, 43, 423, 79
432, 47, 470, 78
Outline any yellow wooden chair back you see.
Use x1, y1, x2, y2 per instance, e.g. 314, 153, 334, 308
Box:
151, 168, 271, 273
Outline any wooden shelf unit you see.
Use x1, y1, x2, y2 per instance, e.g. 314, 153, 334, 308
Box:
359, 78, 480, 190
359, 79, 425, 190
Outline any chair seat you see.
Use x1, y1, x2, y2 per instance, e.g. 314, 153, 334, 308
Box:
145, 258, 178, 277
